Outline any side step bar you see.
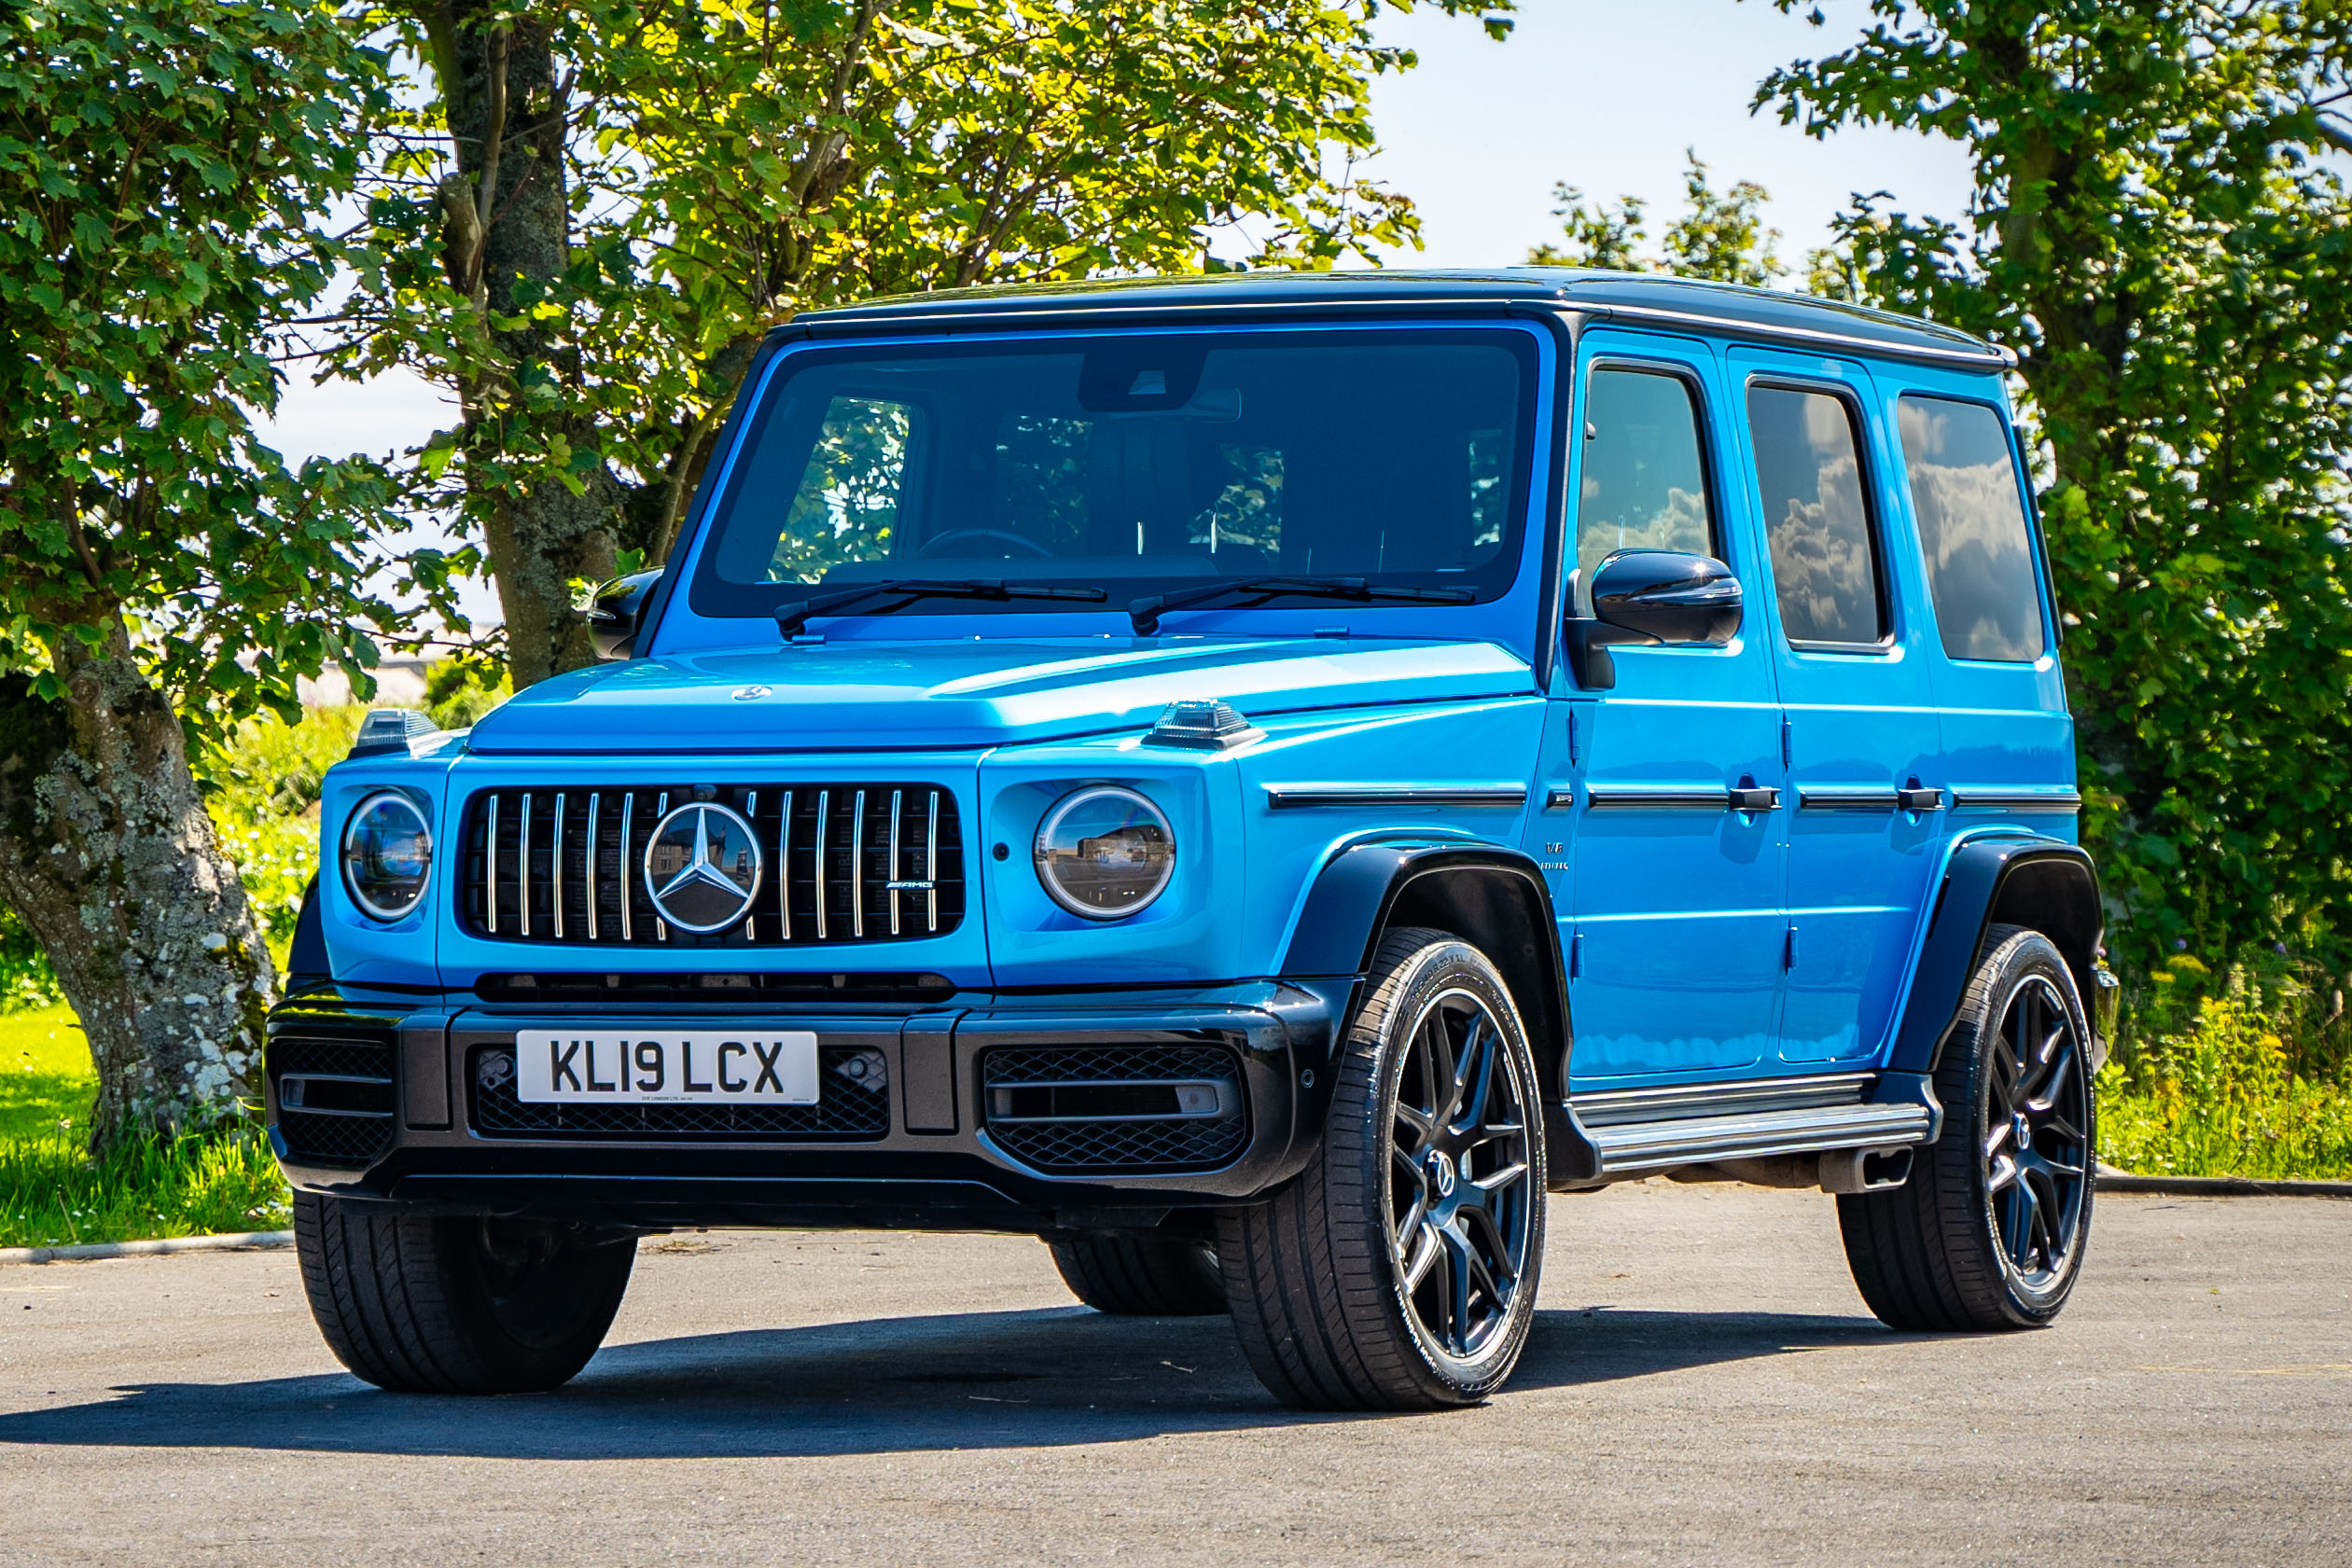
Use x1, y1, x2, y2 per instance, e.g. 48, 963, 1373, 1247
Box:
1568, 1073, 1936, 1181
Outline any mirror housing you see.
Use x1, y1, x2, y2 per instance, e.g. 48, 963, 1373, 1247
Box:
586, 567, 665, 661
1565, 549, 1743, 690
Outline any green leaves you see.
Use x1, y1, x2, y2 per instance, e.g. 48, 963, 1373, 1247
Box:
0, 0, 406, 740
1761, 0, 2352, 980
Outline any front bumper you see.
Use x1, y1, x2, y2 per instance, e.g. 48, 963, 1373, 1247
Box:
264, 979, 1345, 1233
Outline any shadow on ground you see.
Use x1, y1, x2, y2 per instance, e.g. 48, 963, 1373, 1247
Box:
0, 1304, 1905, 1460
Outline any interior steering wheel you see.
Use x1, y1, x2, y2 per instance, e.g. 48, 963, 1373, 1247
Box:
916, 528, 1055, 560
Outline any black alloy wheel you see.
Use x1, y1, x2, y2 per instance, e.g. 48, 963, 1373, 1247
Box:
1983, 971, 2092, 1290
1218, 927, 1547, 1409
1385, 983, 1538, 1363
1839, 923, 2097, 1332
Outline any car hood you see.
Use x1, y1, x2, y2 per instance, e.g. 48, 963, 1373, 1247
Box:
463, 637, 1534, 755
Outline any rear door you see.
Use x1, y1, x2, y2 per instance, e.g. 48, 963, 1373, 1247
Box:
1886, 381, 2077, 833
1556, 328, 1787, 1085
1729, 350, 1944, 1065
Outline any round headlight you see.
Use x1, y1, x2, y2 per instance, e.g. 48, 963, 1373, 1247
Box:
341, 791, 433, 922
1033, 785, 1175, 921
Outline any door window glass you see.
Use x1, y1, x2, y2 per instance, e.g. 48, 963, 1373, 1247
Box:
1897, 395, 2047, 662
1748, 385, 1886, 646
1574, 368, 1716, 609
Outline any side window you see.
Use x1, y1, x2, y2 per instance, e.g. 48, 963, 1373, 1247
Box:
1897, 395, 2048, 662
1747, 384, 1886, 646
1574, 368, 1716, 609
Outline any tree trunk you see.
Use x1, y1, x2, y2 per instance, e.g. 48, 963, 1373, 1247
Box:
435, 0, 619, 689
0, 623, 275, 1153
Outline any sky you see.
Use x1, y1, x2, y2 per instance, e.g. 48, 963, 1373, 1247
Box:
256, 0, 1979, 617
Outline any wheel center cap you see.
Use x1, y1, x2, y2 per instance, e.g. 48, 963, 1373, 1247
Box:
1426, 1148, 1457, 1200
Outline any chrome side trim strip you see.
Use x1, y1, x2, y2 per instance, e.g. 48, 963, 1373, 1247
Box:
585, 792, 600, 941
814, 789, 830, 941
652, 791, 669, 942
619, 793, 634, 942
1572, 1073, 1873, 1128
1798, 787, 1903, 812
484, 794, 499, 935
1949, 787, 2082, 812
852, 788, 867, 938
550, 793, 565, 940
887, 788, 902, 937
1583, 784, 1732, 811
1263, 784, 1530, 810
777, 788, 793, 942
925, 789, 940, 933
518, 792, 533, 938
1588, 1103, 1935, 1176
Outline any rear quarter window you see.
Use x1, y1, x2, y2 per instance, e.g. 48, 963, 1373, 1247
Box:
1896, 395, 2048, 663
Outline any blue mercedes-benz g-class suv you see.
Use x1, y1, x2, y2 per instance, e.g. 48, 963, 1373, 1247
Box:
273, 269, 2116, 1410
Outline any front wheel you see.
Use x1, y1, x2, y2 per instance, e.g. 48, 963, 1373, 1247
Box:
1839, 923, 2096, 1331
293, 1192, 635, 1394
1049, 1232, 1228, 1315
1218, 928, 1547, 1409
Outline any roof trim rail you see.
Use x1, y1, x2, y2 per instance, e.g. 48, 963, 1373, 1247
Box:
1569, 300, 2016, 371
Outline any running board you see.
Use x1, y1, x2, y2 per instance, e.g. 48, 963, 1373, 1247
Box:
1569, 1074, 1935, 1179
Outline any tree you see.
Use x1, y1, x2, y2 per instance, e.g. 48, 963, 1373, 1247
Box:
1528, 148, 1785, 285
335, 0, 1516, 688
1754, 1, 2352, 975
0, 0, 405, 1149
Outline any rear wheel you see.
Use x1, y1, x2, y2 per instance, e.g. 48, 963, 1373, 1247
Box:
1840, 924, 2095, 1331
1049, 1232, 1228, 1315
293, 1192, 635, 1394
1218, 927, 1546, 1409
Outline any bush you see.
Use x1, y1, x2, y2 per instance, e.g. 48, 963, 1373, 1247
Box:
2101, 974, 2352, 1180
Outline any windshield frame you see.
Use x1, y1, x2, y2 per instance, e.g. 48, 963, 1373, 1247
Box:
652, 317, 1561, 660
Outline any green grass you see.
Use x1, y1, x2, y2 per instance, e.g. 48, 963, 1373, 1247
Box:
0, 1005, 289, 1249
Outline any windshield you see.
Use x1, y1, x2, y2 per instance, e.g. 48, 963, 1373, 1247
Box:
686, 326, 1538, 622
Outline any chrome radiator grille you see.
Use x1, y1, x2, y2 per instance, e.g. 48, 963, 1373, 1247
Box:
459, 784, 965, 948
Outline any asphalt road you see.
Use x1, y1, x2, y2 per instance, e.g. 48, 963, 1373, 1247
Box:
1, 1183, 2345, 1566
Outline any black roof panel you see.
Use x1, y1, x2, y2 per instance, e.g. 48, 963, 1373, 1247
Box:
796, 268, 2004, 367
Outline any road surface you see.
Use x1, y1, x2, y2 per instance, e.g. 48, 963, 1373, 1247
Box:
2, 1182, 2345, 1565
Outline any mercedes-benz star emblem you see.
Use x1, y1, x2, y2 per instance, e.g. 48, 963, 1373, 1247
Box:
642, 801, 764, 934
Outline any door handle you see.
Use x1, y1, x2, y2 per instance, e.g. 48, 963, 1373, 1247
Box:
1897, 785, 1943, 812
1728, 784, 1781, 813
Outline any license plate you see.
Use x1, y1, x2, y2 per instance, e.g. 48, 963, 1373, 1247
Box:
515, 1031, 820, 1105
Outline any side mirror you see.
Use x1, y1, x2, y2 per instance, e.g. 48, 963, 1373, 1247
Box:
1566, 549, 1742, 690
586, 567, 665, 661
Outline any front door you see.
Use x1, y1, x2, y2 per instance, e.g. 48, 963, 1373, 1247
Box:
1555, 329, 1788, 1085
1729, 350, 1943, 1064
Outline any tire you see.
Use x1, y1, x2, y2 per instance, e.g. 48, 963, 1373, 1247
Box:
1218, 927, 1547, 1410
293, 1192, 635, 1394
1840, 923, 2096, 1332
1048, 1232, 1229, 1315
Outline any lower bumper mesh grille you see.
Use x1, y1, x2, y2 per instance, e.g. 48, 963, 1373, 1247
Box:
981, 1044, 1246, 1174
466, 1046, 889, 1140
270, 1034, 397, 1166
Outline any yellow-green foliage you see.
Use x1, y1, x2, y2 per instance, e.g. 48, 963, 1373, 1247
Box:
2101, 980, 2352, 1181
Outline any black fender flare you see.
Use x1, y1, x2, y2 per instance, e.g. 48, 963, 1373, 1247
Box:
1889, 835, 2105, 1076
285, 873, 333, 994
1279, 840, 1599, 1181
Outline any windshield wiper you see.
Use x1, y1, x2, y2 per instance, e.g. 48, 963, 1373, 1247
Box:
775, 578, 1107, 639
1128, 576, 1477, 636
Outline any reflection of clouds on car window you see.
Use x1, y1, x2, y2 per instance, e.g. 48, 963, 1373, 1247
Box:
1750, 385, 1885, 646
1899, 396, 2046, 663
